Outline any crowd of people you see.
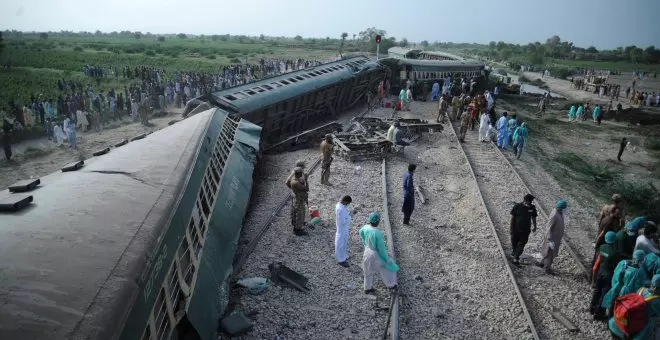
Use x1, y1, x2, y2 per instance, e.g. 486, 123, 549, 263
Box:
0, 57, 334, 161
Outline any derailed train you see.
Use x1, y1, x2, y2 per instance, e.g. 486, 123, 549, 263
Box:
0, 55, 485, 340
184, 55, 486, 147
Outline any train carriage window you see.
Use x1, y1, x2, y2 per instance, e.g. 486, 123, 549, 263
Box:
252, 87, 265, 93
302, 74, 311, 79
270, 82, 282, 88
337, 65, 345, 69
295, 76, 305, 81
263, 84, 273, 90
308, 73, 317, 77
288, 78, 297, 83
232, 92, 248, 99
245, 90, 256, 95
320, 69, 328, 74
280, 80, 290, 85
224, 95, 237, 101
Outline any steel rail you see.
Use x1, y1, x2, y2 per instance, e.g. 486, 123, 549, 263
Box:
491, 145, 590, 277
445, 117, 540, 340
381, 158, 399, 340
233, 156, 322, 273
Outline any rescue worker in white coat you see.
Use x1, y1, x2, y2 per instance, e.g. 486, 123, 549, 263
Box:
335, 196, 353, 267
359, 212, 399, 294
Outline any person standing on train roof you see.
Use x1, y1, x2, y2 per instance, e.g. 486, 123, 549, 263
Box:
335, 195, 353, 268
608, 274, 660, 339
601, 249, 649, 317
402, 164, 416, 225
590, 231, 621, 320
616, 217, 647, 260
289, 167, 309, 236
360, 212, 399, 294
537, 199, 567, 274
496, 111, 509, 149
320, 134, 334, 185
509, 194, 538, 265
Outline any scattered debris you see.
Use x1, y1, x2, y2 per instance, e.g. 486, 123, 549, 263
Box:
0, 195, 33, 213
130, 133, 147, 141
114, 139, 128, 147
549, 305, 579, 332
268, 262, 310, 292
219, 312, 254, 337
264, 121, 343, 153
61, 160, 84, 172
8, 178, 40, 193
415, 185, 426, 204
92, 147, 110, 156
236, 277, 269, 295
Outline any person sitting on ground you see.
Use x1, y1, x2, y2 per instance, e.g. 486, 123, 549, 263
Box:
393, 122, 409, 147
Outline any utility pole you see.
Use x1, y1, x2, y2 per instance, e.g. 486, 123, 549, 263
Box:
375, 35, 381, 61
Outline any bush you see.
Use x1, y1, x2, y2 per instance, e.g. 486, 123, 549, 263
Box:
145, 50, 156, 56
518, 75, 531, 83
206, 54, 216, 59
645, 138, 660, 151
73, 46, 83, 52
608, 179, 660, 218
229, 57, 241, 63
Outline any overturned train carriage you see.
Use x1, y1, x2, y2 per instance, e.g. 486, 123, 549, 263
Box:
379, 57, 487, 96
0, 108, 261, 340
183, 56, 389, 147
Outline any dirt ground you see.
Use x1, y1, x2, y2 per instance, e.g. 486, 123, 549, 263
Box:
494, 84, 660, 237
0, 110, 183, 190
523, 71, 660, 109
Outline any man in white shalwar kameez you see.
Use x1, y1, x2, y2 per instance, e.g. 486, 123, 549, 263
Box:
478, 112, 490, 142
335, 196, 353, 267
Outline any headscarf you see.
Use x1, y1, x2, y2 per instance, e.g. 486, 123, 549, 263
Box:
626, 216, 647, 231
605, 231, 617, 244
368, 212, 381, 225
633, 249, 646, 263
652, 274, 660, 288
555, 200, 567, 210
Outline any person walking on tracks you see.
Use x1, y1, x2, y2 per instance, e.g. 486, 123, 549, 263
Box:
458, 110, 470, 142
320, 134, 334, 185
512, 122, 528, 159
289, 167, 309, 236
335, 195, 352, 267
537, 200, 568, 274
359, 212, 399, 294
510, 194, 538, 265
402, 164, 416, 225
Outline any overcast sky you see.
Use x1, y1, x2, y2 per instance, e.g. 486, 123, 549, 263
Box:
1, 0, 658, 49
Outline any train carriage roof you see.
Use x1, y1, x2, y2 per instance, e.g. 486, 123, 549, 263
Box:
380, 57, 485, 70
186, 56, 383, 116
0, 108, 256, 339
387, 47, 423, 58
419, 50, 465, 61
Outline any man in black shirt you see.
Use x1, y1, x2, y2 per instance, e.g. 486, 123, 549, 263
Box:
510, 194, 538, 265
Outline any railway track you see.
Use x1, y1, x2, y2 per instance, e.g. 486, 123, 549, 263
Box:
447, 117, 608, 339
381, 158, 399, 340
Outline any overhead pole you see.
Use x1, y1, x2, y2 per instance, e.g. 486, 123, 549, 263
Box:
375, 34, 381, 61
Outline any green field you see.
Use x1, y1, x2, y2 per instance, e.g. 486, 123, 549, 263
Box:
0, 33, 344, 110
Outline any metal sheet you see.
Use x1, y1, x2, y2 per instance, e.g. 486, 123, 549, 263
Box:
0, 110, 213, 340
